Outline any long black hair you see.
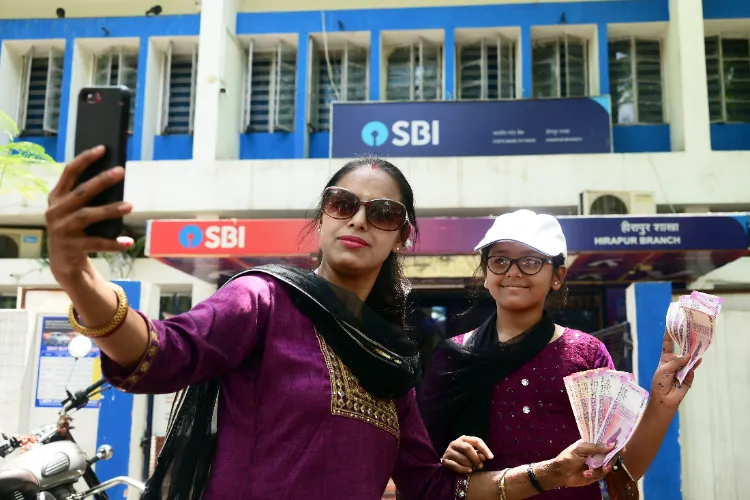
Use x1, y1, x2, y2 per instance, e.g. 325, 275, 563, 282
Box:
302, 157, 420, 328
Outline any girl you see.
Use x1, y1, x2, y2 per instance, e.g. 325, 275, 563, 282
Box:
420, 209, 700, 500
45, 151, 614, 500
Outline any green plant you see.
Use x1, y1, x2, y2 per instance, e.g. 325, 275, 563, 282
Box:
0, 110, 61, 196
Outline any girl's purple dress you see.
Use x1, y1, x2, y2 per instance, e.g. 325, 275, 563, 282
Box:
428, 328, 614, 500
102, 274, 469, 500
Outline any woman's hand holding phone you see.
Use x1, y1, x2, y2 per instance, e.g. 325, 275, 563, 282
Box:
45, 146, 134, 288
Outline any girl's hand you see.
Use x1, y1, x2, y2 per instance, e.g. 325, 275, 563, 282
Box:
440, 435, 494, 474
545, 440, 614, 489
45, 146, 133, 287
650, 327, 700, 410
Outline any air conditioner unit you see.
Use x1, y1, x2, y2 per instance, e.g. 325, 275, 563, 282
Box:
0, 228, 44, 258
578, 191, 656, 215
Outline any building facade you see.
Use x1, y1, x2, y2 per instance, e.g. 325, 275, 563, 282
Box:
0, 0, 748, 230
1, 3, 750, 500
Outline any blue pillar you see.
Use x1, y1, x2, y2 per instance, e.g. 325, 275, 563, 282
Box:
520, 26, 533, 98
95, 280, 143, 498
57, 39, 76, 162
625, 282, 681, 500
294, 32, 309, 159
370, 30, 381, 101
444, 29, 455, 100
598, 23, 610, 96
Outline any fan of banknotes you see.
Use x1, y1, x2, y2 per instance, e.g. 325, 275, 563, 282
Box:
565, 290, 723, 469
666, 291, 723, 383
564, 368, 648, 469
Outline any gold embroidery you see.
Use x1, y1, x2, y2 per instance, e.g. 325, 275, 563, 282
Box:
109, 316, 161, 392
316, 330, 400, 441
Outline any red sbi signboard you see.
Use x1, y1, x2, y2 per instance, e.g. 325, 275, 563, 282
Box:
146, 219, 316, 257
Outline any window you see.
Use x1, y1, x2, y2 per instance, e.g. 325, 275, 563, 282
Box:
17, 47, 64, 136
385, 39, 442, 101
457, 36, 515, 100
608, 38, 664, 124
158, 42, 198, 135
532, 36, 589, 98
308, 39, 368, 132
242, 41, 297, 133
93, 47, 138, 132
705, 35, 750, 123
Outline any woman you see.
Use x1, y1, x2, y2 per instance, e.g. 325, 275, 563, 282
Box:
45, 148, 615, 499
419, 209, 700, 499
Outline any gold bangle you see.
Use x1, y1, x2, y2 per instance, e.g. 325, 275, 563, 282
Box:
68, 282, 129, 338
496, 468, 509, 500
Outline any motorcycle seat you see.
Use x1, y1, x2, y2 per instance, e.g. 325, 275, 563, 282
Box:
0, 468, 39, 497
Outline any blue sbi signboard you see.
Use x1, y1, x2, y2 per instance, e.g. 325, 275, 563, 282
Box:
330, 97, 613, 158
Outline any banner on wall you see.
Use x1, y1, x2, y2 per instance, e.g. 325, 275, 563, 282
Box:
330, 97, 613, 158
34, 316, 102, 408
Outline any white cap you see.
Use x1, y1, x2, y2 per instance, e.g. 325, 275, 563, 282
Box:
474, 210, 567, 259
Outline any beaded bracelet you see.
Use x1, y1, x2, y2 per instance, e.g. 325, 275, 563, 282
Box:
527, 463, 545, 493
612, 454, 636, 482
67, 282, 129, 338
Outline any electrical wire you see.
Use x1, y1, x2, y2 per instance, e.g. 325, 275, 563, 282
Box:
320, 10, 342, 101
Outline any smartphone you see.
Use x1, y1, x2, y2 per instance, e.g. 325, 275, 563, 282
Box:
73, 86, 132, 240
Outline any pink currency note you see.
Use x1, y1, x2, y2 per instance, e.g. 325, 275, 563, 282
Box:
676, 306, 715, 383
586, 382, 648, 469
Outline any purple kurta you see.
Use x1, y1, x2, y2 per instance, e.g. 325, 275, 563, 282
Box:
103, 274, 469, 500
426, 328, 614, 500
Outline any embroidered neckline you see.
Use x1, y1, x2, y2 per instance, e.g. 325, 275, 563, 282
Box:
315, 329, 400, 441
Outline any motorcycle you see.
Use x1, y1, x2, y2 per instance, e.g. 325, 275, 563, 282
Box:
0, 336, 145, 500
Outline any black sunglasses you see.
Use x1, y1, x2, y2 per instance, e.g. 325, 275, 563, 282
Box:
487, 255, 554, 276
321, 187, 408, 232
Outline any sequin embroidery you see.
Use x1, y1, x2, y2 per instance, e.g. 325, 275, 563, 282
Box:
316, 330, 400, 441
454, 473, 471, 499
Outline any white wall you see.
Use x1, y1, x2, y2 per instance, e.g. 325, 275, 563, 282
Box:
140, 39, 164, 161
0, 310, 35, 437
64, 41, 93, 161
679, 295, 750, 499
666, 0, 711, 153
193, 0, 241, 161
0, 43, 24, 143
0, 150, 748, 225
220, 31, 244, 160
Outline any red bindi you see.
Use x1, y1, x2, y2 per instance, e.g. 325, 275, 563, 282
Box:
371, 162, 378, 171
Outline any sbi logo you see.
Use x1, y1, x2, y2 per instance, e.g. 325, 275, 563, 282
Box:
360, 120, 440, 148
178, 224, 246, 249
179, 225, 203, 248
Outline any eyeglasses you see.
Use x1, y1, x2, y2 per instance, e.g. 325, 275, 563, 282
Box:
486, 256, 554, 276
321, 187, 409, 232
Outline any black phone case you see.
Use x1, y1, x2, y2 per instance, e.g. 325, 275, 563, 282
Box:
73, 86, 131, 240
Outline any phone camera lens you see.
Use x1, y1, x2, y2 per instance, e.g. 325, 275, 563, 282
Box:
86, 92, 101, 104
